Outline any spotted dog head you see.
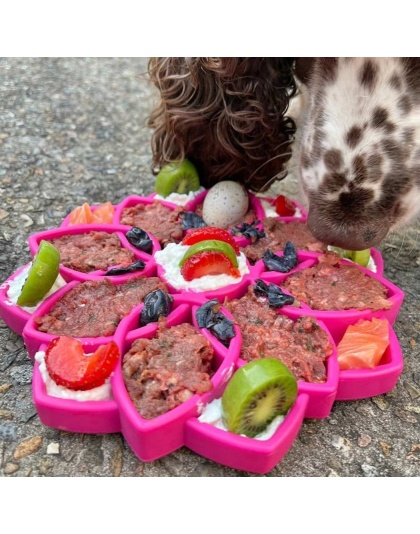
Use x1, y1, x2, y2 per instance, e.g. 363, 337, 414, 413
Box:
297, 58, 420, 250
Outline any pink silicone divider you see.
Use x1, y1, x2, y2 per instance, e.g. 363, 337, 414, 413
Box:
32, 342, 121, 434
335, 320, 404, 401
28, 224, 158, 283
255, 195, 308, 221
111, 294, 241, 462
184, 392, 309, 474
0, 264, 34, 335
156, 255, 263, 304
60, 203, 119, 228
258, 253, 405, 343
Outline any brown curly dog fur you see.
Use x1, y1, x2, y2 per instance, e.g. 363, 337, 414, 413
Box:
147, 57, 298, 192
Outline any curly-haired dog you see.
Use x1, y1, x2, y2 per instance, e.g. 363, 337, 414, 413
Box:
147, 58, 297, 192
147, 57, 420, 250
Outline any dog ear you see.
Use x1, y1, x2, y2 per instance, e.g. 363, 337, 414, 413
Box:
294, 58, 316, 85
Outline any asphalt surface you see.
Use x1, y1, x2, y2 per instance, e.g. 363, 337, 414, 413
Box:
0, 57, 419, 477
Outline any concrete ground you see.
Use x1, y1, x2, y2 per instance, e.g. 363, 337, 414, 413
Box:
0, 57, 419, 477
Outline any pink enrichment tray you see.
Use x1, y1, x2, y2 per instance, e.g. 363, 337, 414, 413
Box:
0, 191, 406, 474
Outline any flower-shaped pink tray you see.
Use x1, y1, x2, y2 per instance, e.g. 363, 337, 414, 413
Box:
0, 191, 406, 474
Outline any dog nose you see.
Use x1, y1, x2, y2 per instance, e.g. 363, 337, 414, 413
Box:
307, 211, 389, 250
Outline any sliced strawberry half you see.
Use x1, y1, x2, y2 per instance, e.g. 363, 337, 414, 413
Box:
181, 226, 240, 254
45, 336, 120, 391
180, 250, 241, 281
275, 194, 296, 217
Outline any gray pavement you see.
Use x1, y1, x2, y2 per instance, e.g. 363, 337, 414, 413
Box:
0, 57, 419, 477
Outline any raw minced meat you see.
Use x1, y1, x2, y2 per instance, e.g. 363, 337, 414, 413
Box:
241, 218, 327, 262
283, 252, 392, 311
49, 231, 135, 273
120, 201, 185, 246
122, 321, 214, 419
224, 286, 333, 383
35, 277, 168, 338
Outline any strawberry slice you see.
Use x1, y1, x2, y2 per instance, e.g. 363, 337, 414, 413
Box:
45, 336, 119, 391
181, 250, 241, 281
275, 195, 296, 217
182, 226, 240, 254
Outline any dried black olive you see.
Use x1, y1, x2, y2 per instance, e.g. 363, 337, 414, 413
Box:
262, 241, 298, 273
105, 260, 145, 276
140, 289, 174, 326
254, 279, 294, 308
231, 219, 265, 242
178, 211, 207, 230
126, 227, 153, 254
196, 299, 236, 347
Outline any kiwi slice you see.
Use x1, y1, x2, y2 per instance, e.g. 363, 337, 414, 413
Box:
221, 358, 298, 437
155, 159, 200, 197
329, 246, 371, 267
17, 240, 60, 307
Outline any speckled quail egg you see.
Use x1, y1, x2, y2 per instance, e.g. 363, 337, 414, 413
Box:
202, 181, 249, 229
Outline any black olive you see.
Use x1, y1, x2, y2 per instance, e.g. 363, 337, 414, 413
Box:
231, 219, 265, 241
196, 299, 235, 347
126, 227, 153, 254
254, 279, 294, 308
262, 241, 298, 272
105, 260, 145, 276
178, 211, 207, 230
140, 289, 174, 326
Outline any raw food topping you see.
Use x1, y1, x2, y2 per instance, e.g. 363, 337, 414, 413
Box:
45, 336, 119, 391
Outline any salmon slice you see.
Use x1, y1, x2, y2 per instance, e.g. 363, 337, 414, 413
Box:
68, 202, 95, 225
92, 202, 114, 223
337, 317, 390, 370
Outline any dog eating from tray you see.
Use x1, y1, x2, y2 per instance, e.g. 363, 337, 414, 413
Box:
0, 57, 413, 469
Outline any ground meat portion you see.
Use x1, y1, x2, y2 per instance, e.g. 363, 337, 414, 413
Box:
49, 231, 136, 273
122, 321, 214, 419
283, 252, 392, 311
35, 277, 168, 338
224, 286, 332, 383
120, 201, 184, 246
241, 218, 327, 263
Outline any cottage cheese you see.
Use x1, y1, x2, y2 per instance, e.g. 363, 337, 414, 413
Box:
154, 242, 249, 292
35, 350, 112, 401
154, 187, 206, 206
4, 263, 66, 313
198, 398, 285, 440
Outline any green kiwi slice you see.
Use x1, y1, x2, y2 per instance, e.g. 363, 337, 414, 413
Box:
330, 246, 371, 267
221, 358, 298, 437
17, 240, 60, 307
155, 159, 200, 197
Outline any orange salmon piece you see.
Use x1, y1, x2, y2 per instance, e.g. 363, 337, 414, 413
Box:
337, 317, 390, 370
92, 202, 114, 223
68, 202, 94, 225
